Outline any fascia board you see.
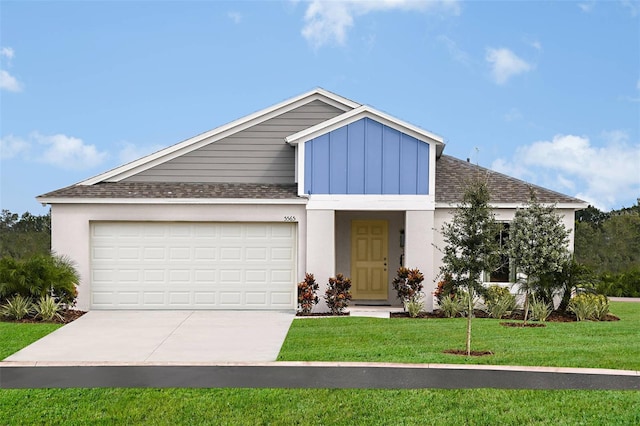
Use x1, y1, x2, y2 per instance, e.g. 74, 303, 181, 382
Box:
285, 105, 445, 146
36, 197, 308, 206
79, 89, 359, 185
435, 202, 589, 210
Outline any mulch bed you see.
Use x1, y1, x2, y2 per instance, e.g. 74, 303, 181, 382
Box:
391, 309, 620, 323
296, 312, 350, 317
500, 321, 547, 328
1, 309, 86, 324
443, 349, 494, 357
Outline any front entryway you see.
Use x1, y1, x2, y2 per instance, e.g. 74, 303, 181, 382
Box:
350, 220, 389, 300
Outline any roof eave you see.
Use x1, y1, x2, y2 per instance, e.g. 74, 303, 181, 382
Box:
36, 197, 307, 206
435, 202, 589, 210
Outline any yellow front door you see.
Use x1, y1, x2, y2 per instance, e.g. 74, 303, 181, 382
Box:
350, 220, 389, 300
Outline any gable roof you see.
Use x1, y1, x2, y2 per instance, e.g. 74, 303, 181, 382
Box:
37, 182, 300, 204
284, 105, 445, 156
79, 88, 360, 185
435, 155, 587, 207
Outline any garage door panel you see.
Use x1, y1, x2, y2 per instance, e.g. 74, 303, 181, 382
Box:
91, 222, 296, 310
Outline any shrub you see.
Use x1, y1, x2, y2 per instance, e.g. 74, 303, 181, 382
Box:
529, 297, 552, 322
596, 268, 640, 297
405, 294, 424, 318
1, 294, 33, 320
568, 293, 596, 321
439, 294, 465, 318
0, 253, 79, 307
34, 295, 63, 322
392, 267, 424, 305
483, 285, 517, 319
434, 274, 456, 304
297, 273, 319, 314
592, 294, 610, 321
324, 274, 352, 315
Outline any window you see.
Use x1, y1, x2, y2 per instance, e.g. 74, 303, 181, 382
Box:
485, 223, 515, 283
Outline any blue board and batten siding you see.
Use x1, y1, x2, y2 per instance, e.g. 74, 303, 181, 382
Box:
304, 118, 430, 195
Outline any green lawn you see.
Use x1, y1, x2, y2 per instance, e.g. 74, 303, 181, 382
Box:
0, 321, 62, 360
1, 303, 639, 425
0, 388, 638, 425
278, 301, 640, 370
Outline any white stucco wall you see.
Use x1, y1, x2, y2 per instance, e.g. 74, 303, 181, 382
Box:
50, 202, 308, 311
305, 209, 335, 312
404, 210, 436, 311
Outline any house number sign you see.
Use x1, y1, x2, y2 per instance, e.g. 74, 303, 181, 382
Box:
284, 216, 297, 222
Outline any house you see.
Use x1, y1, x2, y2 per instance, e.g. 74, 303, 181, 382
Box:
37, 89, 587, 312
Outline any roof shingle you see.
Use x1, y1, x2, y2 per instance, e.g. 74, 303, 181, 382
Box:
37, 156, 585, 206
38, 182, 299, 200
435, 155, 585, 205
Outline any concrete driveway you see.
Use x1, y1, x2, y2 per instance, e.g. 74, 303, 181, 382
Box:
5, 311, 295, 364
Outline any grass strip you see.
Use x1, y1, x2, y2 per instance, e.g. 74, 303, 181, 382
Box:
278, 302, 640, 370
1, 388, 639, 425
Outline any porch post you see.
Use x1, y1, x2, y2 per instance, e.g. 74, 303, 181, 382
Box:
306, 209, 335, 312
404, 210, 436, 312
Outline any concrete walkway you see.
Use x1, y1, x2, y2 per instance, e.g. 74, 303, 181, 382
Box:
5, 311, 295, 363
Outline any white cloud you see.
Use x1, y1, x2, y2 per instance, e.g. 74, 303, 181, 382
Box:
437, 35, 470, 65
0, 46, 23, 92
578, 1, 595, 13
301, 0, 460, 48
528, 40, 542, 51
228, 11, 242, 24
491, 132, 640, 211
621, 0, 638, 17
33, 132, 108, 170
503, 107, 523, 122
0, 135, 30, 159
485, 47, 532, 85
0, 69, 22, 92
0, 47, 14, 60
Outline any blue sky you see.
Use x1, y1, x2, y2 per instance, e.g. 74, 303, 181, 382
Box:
1, 0, 638, 213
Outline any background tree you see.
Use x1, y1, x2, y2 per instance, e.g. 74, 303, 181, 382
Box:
0, 209, 51, 259
508, 189, 570, 323
439, 178, 501, 355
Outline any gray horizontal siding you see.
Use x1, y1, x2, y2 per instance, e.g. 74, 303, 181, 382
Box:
125, 100, 345, 184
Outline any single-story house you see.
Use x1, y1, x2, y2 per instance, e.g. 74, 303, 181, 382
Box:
37, 89, 587, 312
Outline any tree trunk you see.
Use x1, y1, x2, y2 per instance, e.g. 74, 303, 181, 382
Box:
557, 286, 571, 313
466, 287, 473, 356
522, 289, 530, 326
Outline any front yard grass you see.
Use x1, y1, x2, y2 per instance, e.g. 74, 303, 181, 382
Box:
1, 388, 639, 425
278, 302, 640, 370
1, 302, 638, 425
0, 322, 62, 360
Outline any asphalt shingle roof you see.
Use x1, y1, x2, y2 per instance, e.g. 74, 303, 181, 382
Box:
38, 182, 300, 200
38, 156, 584, 206
435, 155, 584, 204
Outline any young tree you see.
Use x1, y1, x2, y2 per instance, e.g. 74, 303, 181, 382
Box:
508, 189, 570, 323
439, 178, 501, 355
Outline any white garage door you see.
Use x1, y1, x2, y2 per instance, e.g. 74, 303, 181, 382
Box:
90, 222, 296, 310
